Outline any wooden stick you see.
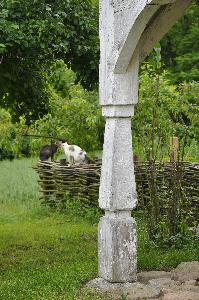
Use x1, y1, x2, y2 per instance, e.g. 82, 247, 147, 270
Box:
21, 133, 66, 142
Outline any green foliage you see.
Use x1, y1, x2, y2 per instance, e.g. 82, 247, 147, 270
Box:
0, 109, 32, 159
134, 67, 174, 160
49, 60, 77, 98
133, 58, 198, 246
0, 63, 105, 158
137, 214, 199, 270
0, 0, 198, 125
0, 57, 198, 161
142, 160, 199, 247
0, 108, 15, 159
29, 65, 105, 153
1, 60, 198, 160
133, 62, 199, 161
0, 60, 51, 124
62, 192, 103, 225
0, 158, 39, 206
0, 0, 99, 122
161, 1, 199, 83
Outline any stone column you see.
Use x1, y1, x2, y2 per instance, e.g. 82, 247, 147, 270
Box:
98, 0, 140, 283
98, 105, 137, 283
98, 0, 192, 284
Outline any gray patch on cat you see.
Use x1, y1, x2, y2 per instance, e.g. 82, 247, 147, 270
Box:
69, 145, 75, 151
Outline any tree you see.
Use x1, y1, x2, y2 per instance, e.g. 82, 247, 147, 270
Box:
161, 1, 199, 83
133, 60, 199, 161
0, 0, 99, 123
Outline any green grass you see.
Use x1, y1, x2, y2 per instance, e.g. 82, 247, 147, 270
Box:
137, 216, 199, 271
0, 158, 107, 300
0, 216, 99, 300
0, 158, 198, 300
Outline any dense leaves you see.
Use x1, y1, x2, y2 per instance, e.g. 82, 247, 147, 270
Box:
0, 63, 198, 161
0, 0, 198, 160
133, 63, 199, 161
161, 0, 199, 83
0, 0, 99, 122
0, 0, 198, 124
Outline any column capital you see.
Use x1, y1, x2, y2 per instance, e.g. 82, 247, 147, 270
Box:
102, 105, 134, 118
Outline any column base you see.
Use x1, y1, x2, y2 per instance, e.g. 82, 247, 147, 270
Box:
98, 213, 137, 283
86, 277, 162, 299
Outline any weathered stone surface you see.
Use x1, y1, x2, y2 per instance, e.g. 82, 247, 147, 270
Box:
193, 225, 199, 235
102, 105, 134, 118
99, 213, 137, 282
149, 0, 177, 4
99, 0, 158, 104
86, 264, 199, 299
86, 279, 161, 300
149, 278, 181, 290
86, 277, 124, 291
126, 282, 161, 299
99, 117, 137, 211
98, 0, 193, 285
137, 271, 171, 283
180, 284, 199, 293
100, 0, 191, 105
139, 0, 192, 62
160, 284, 199, 295
162, 291, 199, 300
171, 261, 199, 282
184, 280, 197, 286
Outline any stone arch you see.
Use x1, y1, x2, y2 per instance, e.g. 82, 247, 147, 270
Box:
138, 0, 192, 62
100, 0, 191, 107
115, 0, 192, 72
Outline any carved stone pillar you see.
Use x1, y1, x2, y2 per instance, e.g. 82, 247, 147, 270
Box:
98, 0, 140, 283
98, 0, 192, 284
98, 105, 137, 282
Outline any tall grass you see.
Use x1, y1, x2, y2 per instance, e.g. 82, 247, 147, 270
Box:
0, 158, 49, 223
0, 158, 39, 204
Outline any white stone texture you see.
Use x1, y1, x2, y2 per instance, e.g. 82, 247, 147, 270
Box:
86, 277, 135, 291
99, 0, 159, 105
99, 117, 137, 211
99, 0, 192, 284
139, 0, 192, 62
102, 105, 134, 118
184, 280, 197, 286
114, 5, 158, 73
98, 214, 137, 282
100, 0, 191, 105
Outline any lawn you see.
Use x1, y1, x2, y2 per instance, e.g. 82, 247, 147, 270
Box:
0, 159, 198, 300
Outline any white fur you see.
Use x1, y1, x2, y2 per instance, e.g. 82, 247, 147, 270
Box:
61, 142, 88, 165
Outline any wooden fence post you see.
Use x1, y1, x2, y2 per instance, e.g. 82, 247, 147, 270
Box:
170, 136, 179, 162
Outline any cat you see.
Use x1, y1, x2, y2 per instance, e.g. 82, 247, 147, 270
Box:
61, 142, 88, 165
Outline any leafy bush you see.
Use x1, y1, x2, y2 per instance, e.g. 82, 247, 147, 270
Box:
25, 63, 104, 155
0, 62, 198, 161
133, 63, 199, 161
62, 192, 102, 225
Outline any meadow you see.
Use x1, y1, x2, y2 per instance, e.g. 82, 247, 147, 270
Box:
0, 159, 198, 300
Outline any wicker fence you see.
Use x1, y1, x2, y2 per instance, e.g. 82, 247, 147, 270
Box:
35, 160, 199, 221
